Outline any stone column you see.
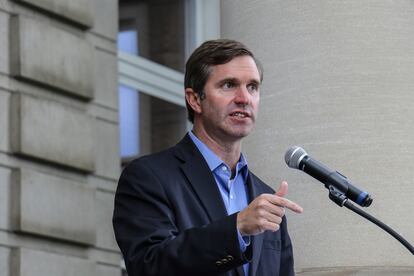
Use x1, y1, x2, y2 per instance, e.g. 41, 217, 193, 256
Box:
221, 1, 414, 275
0, 0, 121, 275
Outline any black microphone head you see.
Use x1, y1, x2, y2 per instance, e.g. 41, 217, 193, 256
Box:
285, 146, 308, 169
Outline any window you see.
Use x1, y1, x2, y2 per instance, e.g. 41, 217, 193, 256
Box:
118, 0, 188, 166
116, 0, 221, 274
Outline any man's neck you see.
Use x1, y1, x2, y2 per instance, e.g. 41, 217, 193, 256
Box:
191, 128, 242, 171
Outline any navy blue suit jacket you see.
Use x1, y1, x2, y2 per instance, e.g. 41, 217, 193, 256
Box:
113, 134, 295, 276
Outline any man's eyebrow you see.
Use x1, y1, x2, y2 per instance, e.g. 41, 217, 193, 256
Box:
220, 77, 238, 82
216, 77, 239, 85
249, 79, 261, 85
216, 77, 261, 85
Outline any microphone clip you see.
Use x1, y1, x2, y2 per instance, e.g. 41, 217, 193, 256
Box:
328, 185, 348, 207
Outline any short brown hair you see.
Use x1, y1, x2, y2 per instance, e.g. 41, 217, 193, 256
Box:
184, 39, 263, 123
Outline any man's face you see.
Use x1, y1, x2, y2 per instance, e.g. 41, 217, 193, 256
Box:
195, 55, 261, 142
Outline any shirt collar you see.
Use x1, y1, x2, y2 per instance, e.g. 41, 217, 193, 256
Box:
188, 131, 248, 174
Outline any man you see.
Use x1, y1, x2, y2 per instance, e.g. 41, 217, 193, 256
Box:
113, 39, 303, 276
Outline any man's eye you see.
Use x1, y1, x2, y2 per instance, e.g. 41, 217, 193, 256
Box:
247, 83, 259, 93
222, 82, 235, 89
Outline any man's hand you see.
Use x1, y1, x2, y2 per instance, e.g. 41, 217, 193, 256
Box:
237, 181, 303, 236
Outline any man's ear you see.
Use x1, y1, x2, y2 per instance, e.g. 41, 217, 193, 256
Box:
185, 88, 202, 115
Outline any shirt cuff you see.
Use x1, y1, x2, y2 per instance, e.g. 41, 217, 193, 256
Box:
237, 229, 251, 252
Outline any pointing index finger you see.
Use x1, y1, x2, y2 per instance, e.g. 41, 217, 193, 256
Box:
269, 194, 304, 214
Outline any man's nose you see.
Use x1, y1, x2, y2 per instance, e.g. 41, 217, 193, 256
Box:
234, 87, 250, 105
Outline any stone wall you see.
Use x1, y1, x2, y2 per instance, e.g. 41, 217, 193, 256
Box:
221, 0, 414, 274
0, 0, 121, 275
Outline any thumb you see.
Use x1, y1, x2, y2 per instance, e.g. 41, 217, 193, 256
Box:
275, 181, 288, 197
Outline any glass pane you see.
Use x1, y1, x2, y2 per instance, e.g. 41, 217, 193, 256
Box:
118, 29, 139, 159
119, 85, 139, 158
118, 30, 138, 55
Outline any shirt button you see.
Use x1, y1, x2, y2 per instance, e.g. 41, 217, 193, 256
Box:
222, 166, 227, 171
230, 195, 234, 199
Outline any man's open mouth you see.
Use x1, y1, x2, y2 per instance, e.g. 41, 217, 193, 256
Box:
230, 111, 250, 118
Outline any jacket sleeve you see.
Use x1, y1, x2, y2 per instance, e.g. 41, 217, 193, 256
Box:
112, 160, 251, 276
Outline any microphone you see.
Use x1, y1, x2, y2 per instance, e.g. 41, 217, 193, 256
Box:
285, 146, 373, 207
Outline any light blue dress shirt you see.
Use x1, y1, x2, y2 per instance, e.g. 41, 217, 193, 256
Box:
189, 131, 251, 276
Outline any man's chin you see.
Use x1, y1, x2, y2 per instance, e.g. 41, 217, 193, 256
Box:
225, 127, 253, 139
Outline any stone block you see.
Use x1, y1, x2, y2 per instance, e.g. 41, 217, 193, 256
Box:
0, 166, 12, 230
94, 49, 118, 109
0, 246, 11, 276
95, 120, 120, 180
10, 94, 96, 172
11, 248, 96, 276
91, 0, 118, 40
96, 264, 121, 276
12, 0, 94, 28
10, 15, 94, 99
0, 11, 8, 75
11, 168, 96, 245
0, 91, 9, 152
96, 190, 118, 250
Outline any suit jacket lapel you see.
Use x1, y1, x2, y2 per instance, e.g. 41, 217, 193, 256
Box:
174, 135, 228, 222
247, 172, 264, 276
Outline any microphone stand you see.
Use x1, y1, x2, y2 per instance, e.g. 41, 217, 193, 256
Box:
328, 186, 414, 255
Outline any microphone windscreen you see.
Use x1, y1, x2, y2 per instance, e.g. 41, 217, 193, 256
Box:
285, 146, 307, 169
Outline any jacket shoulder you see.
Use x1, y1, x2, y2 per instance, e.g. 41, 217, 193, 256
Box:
127, 146, 177, 168
122, 134, 196, 172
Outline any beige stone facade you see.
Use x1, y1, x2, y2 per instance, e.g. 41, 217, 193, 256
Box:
0, 0, 121, 275
221, 0, 414, 274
